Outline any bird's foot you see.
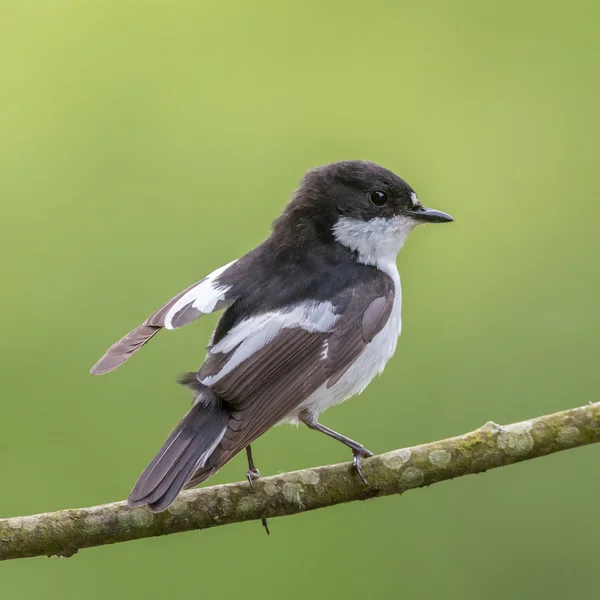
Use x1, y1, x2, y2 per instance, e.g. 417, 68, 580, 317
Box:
352, 447, 374, 485
246, 467, 261, 490
245, 467, 270, 535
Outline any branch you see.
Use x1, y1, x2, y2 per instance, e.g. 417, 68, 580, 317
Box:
2, 402, 599, 561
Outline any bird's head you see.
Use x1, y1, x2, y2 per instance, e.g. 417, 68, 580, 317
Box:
275, 160, 453, 267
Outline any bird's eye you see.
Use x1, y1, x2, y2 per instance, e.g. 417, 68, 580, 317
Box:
369, 190, 388, 207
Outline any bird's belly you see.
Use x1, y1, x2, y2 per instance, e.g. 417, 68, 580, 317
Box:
286, 288, 402, 424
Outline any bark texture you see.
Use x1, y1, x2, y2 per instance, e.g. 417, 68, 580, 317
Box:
1, 402, 599, 561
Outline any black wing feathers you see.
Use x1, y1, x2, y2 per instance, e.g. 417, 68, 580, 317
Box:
90, 280, 207, 375
184, 267, 395, 487
91, 261, 239, 375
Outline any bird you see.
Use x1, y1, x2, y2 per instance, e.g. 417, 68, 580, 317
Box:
91, 160, 453, 513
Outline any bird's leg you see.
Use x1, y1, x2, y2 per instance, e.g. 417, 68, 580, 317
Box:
299, 412, 374, 485
245, 445, 261, 490
245, 445, 270, 536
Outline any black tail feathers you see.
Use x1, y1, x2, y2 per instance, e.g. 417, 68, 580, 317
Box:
128, 380, 229, 512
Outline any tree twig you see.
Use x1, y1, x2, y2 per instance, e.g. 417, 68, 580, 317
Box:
1, 402, 599, 561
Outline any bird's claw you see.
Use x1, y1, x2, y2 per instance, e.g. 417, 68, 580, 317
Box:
352, 447, 373, 485
246, 468, 261, 490
261, 518, 270, 536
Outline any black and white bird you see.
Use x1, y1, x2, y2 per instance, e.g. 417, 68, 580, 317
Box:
91, 160, 453, 513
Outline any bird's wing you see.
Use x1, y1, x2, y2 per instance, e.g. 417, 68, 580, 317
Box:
186, 271, 395, 485
90, 260, 238, 375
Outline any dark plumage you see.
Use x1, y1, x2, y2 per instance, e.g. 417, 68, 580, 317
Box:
90, 160, 453, 512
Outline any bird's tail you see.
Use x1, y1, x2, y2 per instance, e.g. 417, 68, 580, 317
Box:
128, 378, 229, 512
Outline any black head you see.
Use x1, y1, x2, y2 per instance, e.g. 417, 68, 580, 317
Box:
273, 160, 453, 242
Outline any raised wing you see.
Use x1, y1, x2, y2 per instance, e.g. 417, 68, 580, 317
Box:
90, 260, 237, 375
185, 271, 395, 487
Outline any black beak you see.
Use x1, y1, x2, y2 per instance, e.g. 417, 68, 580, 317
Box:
405, 206, 454, 223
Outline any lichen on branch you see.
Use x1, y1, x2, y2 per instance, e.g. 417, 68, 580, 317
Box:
1, 402, 599, 561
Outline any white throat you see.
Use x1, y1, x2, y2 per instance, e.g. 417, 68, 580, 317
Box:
332, 216, 416, 273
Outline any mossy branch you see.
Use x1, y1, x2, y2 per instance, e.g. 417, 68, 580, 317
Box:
2, 402, 599, 561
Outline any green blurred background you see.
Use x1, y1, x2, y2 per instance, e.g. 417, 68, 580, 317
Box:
1, 0, 599, 598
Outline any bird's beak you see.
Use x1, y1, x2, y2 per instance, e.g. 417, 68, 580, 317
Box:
405, 206, 454, 224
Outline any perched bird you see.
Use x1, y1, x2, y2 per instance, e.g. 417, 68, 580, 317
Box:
91, 160, 453, 513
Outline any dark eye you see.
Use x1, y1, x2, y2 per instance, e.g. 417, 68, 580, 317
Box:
369, 190, 388, 207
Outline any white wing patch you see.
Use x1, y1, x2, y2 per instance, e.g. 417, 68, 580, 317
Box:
164, 260, 236, 330
201, 301, 339, 386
